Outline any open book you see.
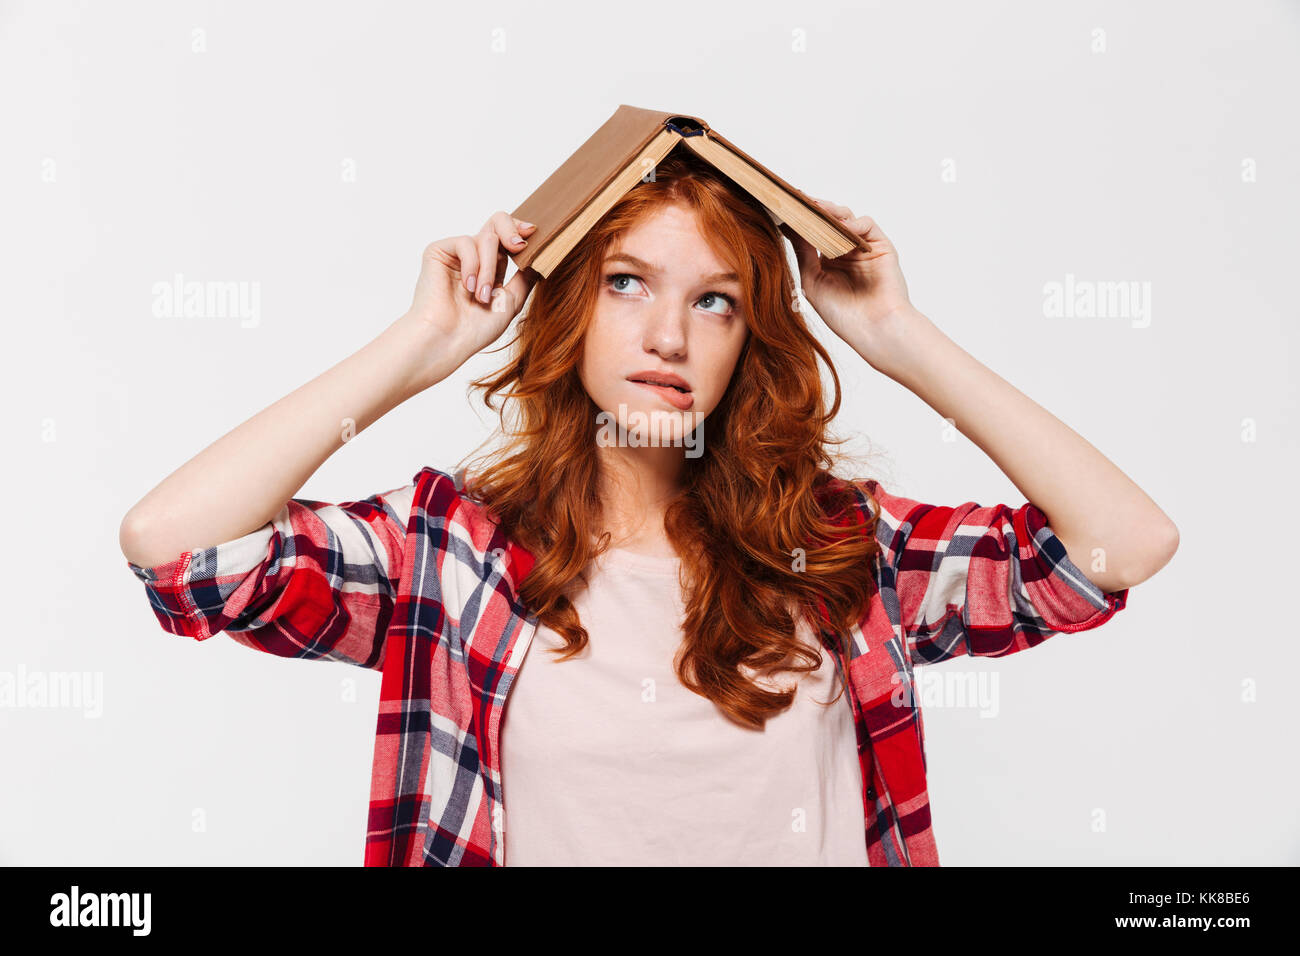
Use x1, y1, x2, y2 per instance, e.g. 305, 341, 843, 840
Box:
508, 104, 870, 277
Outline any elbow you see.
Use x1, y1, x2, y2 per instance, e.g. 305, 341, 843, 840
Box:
1118, 520, 1180, 590
119, 508, 157, 568
1152, 519, 1180, 571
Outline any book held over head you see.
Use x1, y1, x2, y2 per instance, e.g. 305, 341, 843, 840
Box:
508, 104, 870, 278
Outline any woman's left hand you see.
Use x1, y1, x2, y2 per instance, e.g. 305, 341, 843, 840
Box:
780, 199, 915, 371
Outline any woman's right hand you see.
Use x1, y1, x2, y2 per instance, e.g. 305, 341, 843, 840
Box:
403, 211, 540, 370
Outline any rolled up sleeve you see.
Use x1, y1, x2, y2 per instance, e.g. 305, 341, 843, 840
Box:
126, 483, 416, 671
862, 479, 1129, 666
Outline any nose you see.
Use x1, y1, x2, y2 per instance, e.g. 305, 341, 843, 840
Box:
642, 302, 688, 361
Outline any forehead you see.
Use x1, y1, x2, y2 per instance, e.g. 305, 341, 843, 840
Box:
607, 207, 739, 282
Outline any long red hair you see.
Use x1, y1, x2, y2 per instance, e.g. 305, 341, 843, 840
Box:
461, 148, 882, 729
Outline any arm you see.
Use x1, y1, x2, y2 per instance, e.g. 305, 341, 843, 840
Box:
859, 477, 1129, 666
122, 213, 537, 667
120, 212, 538, 568
119, 316, 446, 569
781, 202, 1177, 594
127, 481, 418, 669
865, 307, 1176, 593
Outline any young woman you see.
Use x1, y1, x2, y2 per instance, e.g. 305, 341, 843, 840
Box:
122, 150, 1177, 866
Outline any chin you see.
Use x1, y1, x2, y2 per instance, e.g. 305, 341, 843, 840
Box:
592, 393, 707, 455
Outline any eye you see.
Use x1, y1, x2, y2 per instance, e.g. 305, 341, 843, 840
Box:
606, 273, 646, 296
604, 273, 738, 316
697, 291, 738, 316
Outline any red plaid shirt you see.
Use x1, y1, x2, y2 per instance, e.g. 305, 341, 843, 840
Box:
126, 465, 1128, 865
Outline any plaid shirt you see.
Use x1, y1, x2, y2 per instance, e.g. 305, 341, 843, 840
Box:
126, 465, 1128, 866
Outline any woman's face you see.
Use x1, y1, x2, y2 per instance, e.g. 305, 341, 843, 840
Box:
578, 203, 750, 448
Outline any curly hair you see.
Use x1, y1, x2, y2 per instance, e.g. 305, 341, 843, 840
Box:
459, 148, 883, 730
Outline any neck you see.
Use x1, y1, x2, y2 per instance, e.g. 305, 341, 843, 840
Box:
594, 442, 685, 549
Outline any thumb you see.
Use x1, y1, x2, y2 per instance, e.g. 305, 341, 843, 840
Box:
502, 264, 539, 317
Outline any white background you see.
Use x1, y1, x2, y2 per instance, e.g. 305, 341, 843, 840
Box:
2, 0, 1296, 865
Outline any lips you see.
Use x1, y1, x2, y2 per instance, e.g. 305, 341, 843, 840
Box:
628, 370, 691, 391
627, 371, 694, 411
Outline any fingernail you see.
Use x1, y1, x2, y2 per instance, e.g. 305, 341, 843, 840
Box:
520, 221, 534, 229
466, 275, 476, 293
479, 283, 491, 303
511, 234, 525, 245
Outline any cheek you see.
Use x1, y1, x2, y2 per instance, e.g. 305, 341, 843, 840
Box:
586, 301, 646, 359
578, 310, 623, 392
700, 329, 747, 396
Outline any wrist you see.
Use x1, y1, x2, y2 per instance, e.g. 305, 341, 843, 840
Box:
850, 304, 932, 379
381, 313, 463, 400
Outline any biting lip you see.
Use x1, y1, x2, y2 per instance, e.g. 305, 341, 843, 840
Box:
626, 370, 692, 392
627, 371, 695, 411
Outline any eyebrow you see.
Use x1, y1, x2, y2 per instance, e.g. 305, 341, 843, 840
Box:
604, 252, 740, 285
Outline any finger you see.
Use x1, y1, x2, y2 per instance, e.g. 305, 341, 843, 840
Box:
500, 265, 540, 316
501, 215, 536, 276
847, 214, 891, 249
476, 211, 530, 304
810, 196, 855, 221
474, 232, 500, 304
424, 236, 480, 293
491, 210, 532, 248
813, 196, 852, 219
450, 236, 479, 294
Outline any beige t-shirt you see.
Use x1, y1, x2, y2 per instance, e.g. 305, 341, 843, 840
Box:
499, 545, 869, 866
